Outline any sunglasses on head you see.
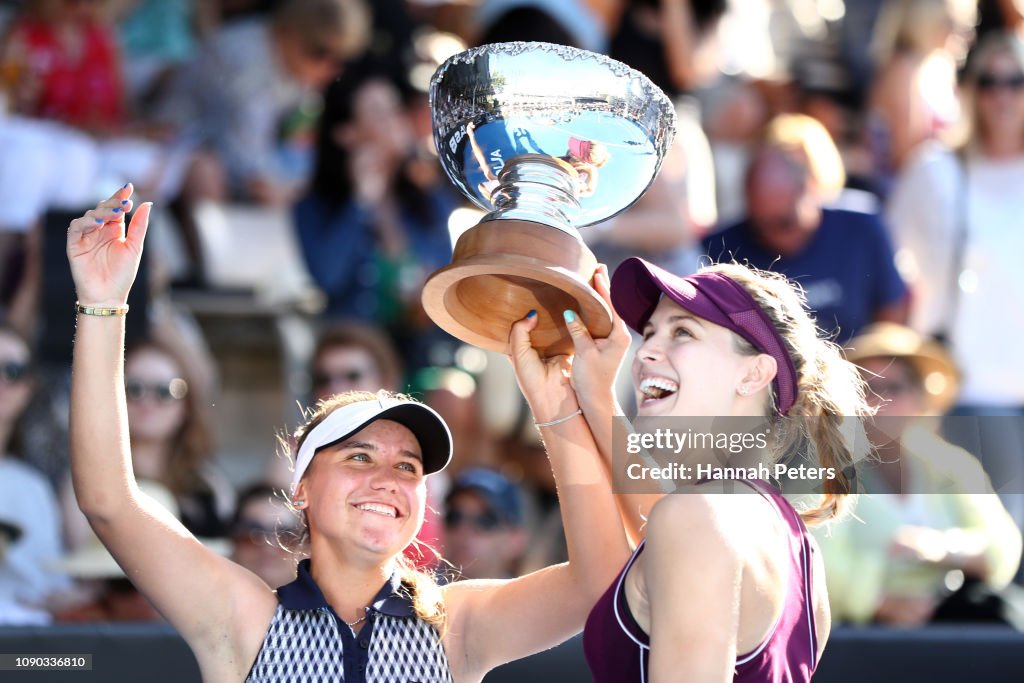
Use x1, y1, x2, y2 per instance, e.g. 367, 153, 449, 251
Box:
444, 508, 504, 532
312, 369, 367, 387
977, 73, 1024, 92
125, 378, 188, 402
0, 361, 28, 383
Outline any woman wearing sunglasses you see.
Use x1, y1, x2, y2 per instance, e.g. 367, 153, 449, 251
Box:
0, 324, 67, 618
61, 336, 234, 552
66, 185, 625, 681
886, 30, 1024, 527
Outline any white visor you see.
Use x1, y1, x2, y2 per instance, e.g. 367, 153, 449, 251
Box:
290, 397, 452, 494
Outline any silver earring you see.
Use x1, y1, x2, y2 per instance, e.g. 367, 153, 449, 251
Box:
738, 386, 749, 396
292, 499, 305, 507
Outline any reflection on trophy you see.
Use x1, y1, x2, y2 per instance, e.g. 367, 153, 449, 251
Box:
423, 42, 676, 356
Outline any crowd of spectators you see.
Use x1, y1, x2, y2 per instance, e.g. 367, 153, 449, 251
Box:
1, 0, 1023, 640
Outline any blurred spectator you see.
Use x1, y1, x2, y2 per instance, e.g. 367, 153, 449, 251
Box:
142, 0, 369, 285
63, 337, 234, 547
54, 479, 229, 622
867, 0, 976, 192
887, 30, 1024, 529
0, 1, 192, 287
0, 517, 49, 624
609, 0, 727, 98
474, 0, 608, 52
310, 321, 404, 400
115, 0, 218, 112
229, 483, 300, 589
816, 323, 1021, 626
295, 74, 458, 370
0, 324, 67, 614
703, 114, 909, 343
443, 468, 526, 580
156, 0, 369, 206
2, 0, 125, 133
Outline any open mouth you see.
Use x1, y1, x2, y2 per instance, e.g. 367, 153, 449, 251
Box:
639, 377, 678, 404
354, 502, 399, 518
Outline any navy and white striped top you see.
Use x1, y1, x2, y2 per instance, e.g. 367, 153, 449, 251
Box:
245, 560, 452, 683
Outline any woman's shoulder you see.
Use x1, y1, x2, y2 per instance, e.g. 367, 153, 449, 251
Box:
646, 488, 786, 554
646, 492, 749, 550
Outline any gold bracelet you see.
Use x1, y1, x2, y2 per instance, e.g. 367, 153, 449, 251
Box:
535, 408, 583, 428
76, 302, 129, 317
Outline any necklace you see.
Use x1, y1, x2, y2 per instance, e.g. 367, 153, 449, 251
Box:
345, 610, 368, 628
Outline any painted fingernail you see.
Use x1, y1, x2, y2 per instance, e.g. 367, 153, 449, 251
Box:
112, 207, 121, 213
121, 199, 128, 205
95, 218, 104, 224
527, 310, 537, 319
563, 310, 576, 323
122, 183, 129, 189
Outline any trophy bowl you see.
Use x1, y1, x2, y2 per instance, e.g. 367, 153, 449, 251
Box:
423, 42, 676, 356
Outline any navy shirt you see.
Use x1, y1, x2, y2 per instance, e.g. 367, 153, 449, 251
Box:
702, 208, 907, 343
245, 559, 452, 682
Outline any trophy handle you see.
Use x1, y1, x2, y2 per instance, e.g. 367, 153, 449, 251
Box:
422, 219, 613, 357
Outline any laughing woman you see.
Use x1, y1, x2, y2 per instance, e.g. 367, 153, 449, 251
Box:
66, 184, 626, 682
560, 258, 871, 682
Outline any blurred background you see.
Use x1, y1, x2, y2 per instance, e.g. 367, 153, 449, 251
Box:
2, 0, 1024, 680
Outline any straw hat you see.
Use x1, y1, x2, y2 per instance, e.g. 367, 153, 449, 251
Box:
53, 480, 230, 580
844, 323, 960, 412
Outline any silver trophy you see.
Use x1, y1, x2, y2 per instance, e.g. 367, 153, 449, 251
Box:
422, 42, 676, 356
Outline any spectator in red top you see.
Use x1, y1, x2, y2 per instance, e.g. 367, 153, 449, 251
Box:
1, 0, 124, 134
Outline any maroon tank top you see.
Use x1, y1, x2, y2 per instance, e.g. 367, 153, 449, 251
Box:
583, 480, 819, 682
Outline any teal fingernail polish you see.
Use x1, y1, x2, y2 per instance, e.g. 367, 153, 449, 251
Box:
563, 310, 576, 323
527, 310, 537, 319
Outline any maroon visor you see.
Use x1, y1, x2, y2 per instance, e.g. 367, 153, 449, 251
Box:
611, 257, 798, 415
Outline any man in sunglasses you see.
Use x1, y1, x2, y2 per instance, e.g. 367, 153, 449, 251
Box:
443, 468, 527, 580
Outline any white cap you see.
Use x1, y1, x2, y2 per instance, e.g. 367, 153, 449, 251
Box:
290, 397, 453, 494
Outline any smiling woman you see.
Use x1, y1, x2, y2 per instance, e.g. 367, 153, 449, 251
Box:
552, 256, 874, 682
65, 185, 626, 682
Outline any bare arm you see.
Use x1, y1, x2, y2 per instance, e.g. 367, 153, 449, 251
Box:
67, 187, 275, 676
445, 311, 630, 677
645, 495, 742, 682
565, 266, 665, 543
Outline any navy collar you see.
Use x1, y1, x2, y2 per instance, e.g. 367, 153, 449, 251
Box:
276, 559, 416, 618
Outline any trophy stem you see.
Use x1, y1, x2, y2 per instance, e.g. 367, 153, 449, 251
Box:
485, 154, 581, 235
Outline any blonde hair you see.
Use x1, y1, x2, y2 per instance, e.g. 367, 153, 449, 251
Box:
763, 113, 846, 202
870, 0, 976, 65
289, 390, 446, 630
699, 263, 872, 525
272, 0, 369, 61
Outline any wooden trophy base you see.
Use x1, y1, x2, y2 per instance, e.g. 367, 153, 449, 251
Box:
422, 219, 613, 357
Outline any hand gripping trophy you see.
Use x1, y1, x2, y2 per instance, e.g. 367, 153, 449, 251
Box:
423, 42, 676, 356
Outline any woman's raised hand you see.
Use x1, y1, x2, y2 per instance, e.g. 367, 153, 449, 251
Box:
66, 184, 151, 307
563, 264, 632, 411
508, 312, 580, 424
